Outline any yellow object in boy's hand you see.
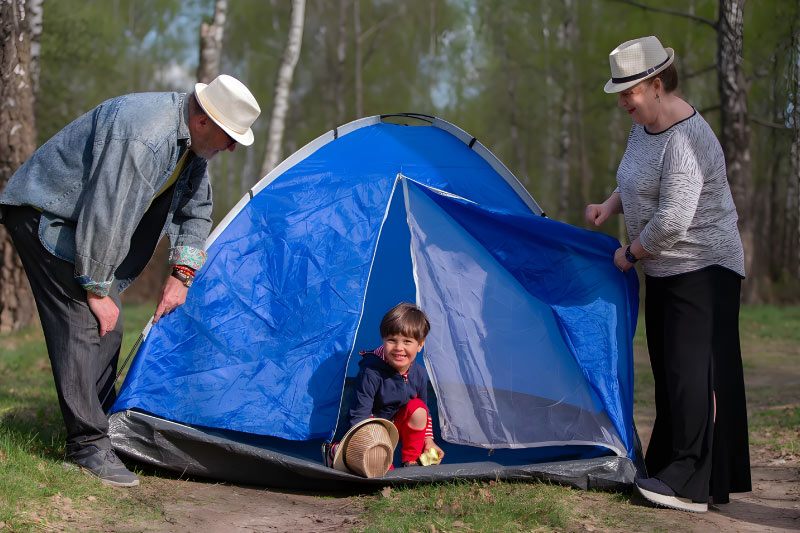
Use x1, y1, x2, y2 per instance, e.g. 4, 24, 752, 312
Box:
419, 448, 441, 466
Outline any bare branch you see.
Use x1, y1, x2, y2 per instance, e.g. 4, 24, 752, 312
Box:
683, 64, 716, 80
698, 104, 721, 115
750, 116, 791, 131
358, 10, 403, 44
608, 0, 717, 30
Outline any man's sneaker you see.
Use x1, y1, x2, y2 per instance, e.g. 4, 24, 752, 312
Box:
69, 446, 139, 487
635, 477, 707, 513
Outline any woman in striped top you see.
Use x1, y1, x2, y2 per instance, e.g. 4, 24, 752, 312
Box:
585, 36, 750, 513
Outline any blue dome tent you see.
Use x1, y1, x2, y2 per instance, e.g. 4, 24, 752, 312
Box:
108, 114, 642, 490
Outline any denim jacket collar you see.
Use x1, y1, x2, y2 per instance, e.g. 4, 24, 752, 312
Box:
179, 94, 191, 145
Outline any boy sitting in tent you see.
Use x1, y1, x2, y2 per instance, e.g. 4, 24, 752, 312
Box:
324, 303, 445, 470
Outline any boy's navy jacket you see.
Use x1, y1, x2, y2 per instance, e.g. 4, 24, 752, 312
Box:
347, 352, 428, 428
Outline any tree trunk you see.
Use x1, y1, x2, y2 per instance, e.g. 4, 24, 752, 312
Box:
498, 7, 528, 187
717, 0, 754, 296
557, 0, 575, 219
260, 0, 306, 178
26, 0, 42, 102
789, 16, 800, 280
334, 0, 349, 125
571, 1, 591, 214
541, 3, 556, 211
0, 0, 37, 333
197, 0, 228, 84
353, 0, 363, 119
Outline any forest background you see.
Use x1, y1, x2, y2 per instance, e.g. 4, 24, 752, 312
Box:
1, 0, 799, 334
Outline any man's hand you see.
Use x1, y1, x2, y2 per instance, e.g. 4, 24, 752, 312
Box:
153, 274, 189, 324
87, 292, 120, 338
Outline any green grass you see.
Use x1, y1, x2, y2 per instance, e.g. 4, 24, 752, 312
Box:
748, 405, 800, 454
354, 481, 673, 533
0, 302, 158, 531
740, 305, 800, 345
355, 481, 571, 532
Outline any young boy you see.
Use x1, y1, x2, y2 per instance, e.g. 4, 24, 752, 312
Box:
326, 303, 444, 468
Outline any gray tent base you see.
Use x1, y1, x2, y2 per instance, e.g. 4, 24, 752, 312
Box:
109, 410, 638, 492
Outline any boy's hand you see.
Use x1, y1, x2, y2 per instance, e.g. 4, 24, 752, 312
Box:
423, 438, 445, 462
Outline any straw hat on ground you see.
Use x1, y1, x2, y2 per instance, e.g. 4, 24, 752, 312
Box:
195, 74, 261, 146
604, 36, 674, 94
333, 418, 399, 478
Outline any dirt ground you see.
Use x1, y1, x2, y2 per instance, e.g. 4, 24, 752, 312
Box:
61, 346, 800, 533
632, 408, 800, 533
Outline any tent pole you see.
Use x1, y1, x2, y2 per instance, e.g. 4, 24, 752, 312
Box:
101, 331, 144, 409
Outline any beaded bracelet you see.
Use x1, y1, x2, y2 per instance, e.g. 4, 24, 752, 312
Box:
173, 265, 196, 277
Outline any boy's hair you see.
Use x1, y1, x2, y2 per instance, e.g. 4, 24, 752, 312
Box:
379, 303, 430, 342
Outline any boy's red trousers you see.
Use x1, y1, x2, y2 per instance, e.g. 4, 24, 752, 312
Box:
393, 398, 428, 463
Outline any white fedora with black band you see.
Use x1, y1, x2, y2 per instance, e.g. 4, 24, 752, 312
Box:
195, 74, 261, 146
604, 36, 674, 94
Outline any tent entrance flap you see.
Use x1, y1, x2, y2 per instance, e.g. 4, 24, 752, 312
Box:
404, 179, 626, 456
347, 179, 417, 378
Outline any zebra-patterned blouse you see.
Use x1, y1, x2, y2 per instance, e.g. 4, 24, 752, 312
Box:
615, 109, 745, 278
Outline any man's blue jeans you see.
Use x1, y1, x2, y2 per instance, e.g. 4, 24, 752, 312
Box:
3, 206, 121, 456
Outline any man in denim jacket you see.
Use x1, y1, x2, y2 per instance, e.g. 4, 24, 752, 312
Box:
0, 74, 260, 487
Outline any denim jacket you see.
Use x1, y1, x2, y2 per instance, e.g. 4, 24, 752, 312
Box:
0, 92, 212, 296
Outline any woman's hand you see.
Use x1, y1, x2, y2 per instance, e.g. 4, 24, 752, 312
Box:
614, 246, 635, 272
585, 192, 622, 227
585, 203, 610, 226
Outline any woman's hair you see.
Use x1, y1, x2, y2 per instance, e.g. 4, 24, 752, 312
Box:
649, 63, 679, 93
380, 302, 431, 342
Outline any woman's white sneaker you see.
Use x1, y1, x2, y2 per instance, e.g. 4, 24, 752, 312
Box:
635, 477, 708, 514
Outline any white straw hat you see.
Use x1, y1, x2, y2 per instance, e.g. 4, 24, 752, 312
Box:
194, 74, 261, 146
333, 418, 399, 478
604, 36, 674, 94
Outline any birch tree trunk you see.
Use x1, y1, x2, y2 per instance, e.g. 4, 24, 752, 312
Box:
26, 0, 42, 102
717, 0, 753, 295
353, 0, 363, 119
0, 0, 37, 332
197, 0, 228, 84
260, 0, 306, 178
334, 0, 349, 125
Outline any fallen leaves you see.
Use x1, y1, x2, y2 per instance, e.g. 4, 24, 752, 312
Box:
477, 487, 495, 503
